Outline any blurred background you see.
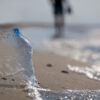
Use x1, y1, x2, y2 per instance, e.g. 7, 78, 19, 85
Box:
1, 0, 100, 97
0, 0, 100, 24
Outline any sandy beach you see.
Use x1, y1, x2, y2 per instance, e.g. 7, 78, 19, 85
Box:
0, 87, 31, 100
0, 0, 100, 99
0, 24, 100, 99
0, 40, 100, 100
0, 29, 34, 100
33, 51, 100, 91
0, 71, 32, 100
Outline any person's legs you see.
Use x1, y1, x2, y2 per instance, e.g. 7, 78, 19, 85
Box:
54, 14, 59, 34
58, 14, 65, 33
53, 7, 65, 38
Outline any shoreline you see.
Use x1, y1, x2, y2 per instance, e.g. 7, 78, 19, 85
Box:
33, 51, 100, 91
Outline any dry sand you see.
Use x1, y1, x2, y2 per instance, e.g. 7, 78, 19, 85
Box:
33, 51, 100, 91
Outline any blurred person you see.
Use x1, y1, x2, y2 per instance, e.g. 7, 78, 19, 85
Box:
50, 0, 72, 38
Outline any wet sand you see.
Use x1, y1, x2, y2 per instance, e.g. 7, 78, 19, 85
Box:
0, 24, 100, 99
0, 72, 31, 100
0, 87, 31, 100
33, 51, 100, 91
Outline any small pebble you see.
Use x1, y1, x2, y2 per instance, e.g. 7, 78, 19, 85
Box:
61, 70, 69, 74
11, 79, 15, 81
46, 64, 52, 67
1, 77, 7, 80
38, 82, 40, 85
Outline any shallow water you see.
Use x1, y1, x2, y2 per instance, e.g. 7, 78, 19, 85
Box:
39, 90, 100, 100
1, 27, 100, 99
21, 26, 100, 81
42, 28, 100, 81
20, 26, 100, 99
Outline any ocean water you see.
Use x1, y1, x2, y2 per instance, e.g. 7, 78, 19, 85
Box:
20, 26, 100, 99
1, 28, 100, 99
42, 28, 100, 81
